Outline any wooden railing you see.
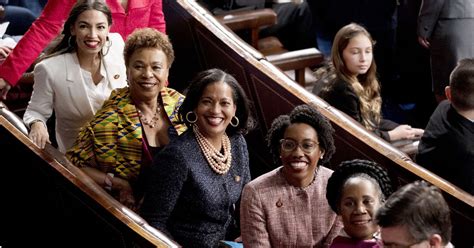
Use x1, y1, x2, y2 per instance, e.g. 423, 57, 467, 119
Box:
0, 108, 179, 247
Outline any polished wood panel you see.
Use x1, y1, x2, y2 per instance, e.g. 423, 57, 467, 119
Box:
0, 115, 178, 248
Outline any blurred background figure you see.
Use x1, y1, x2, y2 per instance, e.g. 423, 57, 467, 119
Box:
418, 0, 474, 103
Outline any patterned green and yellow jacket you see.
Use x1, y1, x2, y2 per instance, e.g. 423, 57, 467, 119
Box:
66, 86, 186, 181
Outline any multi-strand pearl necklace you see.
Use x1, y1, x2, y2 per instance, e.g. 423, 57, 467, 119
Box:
193, 125, 232, 174
137, 105, 161, 128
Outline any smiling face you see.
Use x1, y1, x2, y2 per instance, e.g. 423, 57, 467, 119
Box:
195, 81, 237, 140
339, 177, 382, 240
342, 34, 373, 77
127, 48, 169, 101
280, 123, 324, 187
70, 9, 110, 57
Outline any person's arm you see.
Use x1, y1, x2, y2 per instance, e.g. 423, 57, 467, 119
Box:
23, 62, 54, 149
80, 167, 136, 210
0, 0, 75, 87
240, 184, 271, 247
417, 0, 445, 48
140, 143, 188, 237
149, 0, 166, 34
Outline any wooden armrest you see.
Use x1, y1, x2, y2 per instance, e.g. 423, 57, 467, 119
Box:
267, 48, 324, 87
215, 8, 277, 31
266, 48, 324, 71
215, 8, 277, 48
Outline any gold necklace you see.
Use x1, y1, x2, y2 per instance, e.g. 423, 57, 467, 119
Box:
193, 125, 232, 174
137, 105, 161, 128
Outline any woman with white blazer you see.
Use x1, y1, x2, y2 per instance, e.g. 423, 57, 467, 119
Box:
23, 1, 127, 153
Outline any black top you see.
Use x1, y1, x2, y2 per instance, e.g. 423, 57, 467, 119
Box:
417, 101, 474, 194
318, 78, 398, 141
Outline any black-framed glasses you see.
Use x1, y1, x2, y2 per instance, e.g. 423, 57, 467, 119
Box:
279, 138, 319, 154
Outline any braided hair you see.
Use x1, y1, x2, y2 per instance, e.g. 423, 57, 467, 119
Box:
267, 104, 335, 166
326, 159, 394, 214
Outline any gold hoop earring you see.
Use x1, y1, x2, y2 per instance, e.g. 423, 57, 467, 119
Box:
186, 111, 198, 124
230, 116, 239, 127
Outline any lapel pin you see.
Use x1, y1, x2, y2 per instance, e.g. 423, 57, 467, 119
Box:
276, 198, 283, 207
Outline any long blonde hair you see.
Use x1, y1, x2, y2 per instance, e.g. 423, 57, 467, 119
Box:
331, 23, 381, 130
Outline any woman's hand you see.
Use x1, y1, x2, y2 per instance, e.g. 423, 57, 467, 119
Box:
114, 177, 137, 211
388, 125, 424, 141
28, 121, 51, 149
0, 45, 12, 58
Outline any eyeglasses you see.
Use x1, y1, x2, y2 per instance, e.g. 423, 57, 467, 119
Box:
280, 139, 319, 154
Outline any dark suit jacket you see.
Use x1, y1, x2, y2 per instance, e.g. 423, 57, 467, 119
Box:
417, 101, 474, 195
141, 130, 251, 248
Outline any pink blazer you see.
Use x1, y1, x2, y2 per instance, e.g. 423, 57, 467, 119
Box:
240, 166, 343, 247
0, 0, 165, 86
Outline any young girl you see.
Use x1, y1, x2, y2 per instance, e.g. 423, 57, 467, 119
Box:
319, 23, 423, 143
326, 159, 394, 247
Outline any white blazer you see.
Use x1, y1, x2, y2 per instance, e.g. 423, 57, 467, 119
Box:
24, 33, 127, 153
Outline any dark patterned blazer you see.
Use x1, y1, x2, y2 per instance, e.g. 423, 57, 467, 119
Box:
141, 130, 251, 248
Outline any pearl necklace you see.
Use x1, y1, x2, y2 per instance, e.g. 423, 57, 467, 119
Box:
137, 105, 161, 128
193, 125, 232, 174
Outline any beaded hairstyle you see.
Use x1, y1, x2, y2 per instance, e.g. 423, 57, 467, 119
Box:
267, 104, 335, 166
326, 159, 394, 214
178, 68, 256, 135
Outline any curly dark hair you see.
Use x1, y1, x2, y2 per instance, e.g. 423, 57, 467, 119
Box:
124, 28, 174, 68
178, 68, 256, 135
267, 104, 335, 166
326, 159, 394, 214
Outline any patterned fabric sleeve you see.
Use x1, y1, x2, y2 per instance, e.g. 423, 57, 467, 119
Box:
240, 184, 271, 247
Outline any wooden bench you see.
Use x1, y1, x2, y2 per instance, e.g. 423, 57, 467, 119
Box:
212, 7, 324, 87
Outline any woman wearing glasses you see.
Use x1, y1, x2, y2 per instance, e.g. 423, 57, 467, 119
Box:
240, 104, 343, 247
